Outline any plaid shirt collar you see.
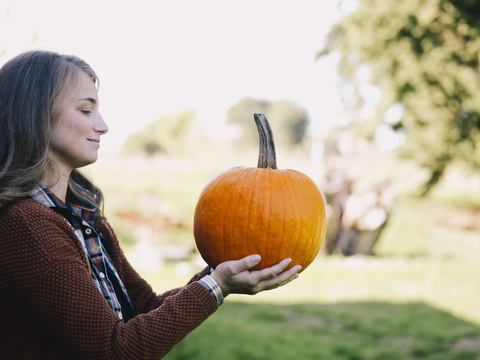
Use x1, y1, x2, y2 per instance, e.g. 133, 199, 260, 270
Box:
30, 184, 97, 228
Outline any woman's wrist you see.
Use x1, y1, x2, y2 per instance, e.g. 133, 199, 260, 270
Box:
198, 274, 225, 306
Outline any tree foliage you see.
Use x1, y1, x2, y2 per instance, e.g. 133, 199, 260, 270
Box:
319, 0, 480, 193
226, 97, 309, 149
123, 109, 201, 156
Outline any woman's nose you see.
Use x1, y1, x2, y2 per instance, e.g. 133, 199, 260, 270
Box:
95, 113, 109, 134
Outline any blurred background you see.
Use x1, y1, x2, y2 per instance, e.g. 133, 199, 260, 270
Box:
2, 0, 480, 358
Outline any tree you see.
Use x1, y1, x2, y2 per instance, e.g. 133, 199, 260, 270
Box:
123, 109, 201, 156
319, 0, 480, 193
225, 97, 270, 147
226, 97, 309, 149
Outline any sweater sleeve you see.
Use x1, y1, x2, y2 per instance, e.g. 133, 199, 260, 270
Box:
0, 200, 217, 360
99, 222, 212, 315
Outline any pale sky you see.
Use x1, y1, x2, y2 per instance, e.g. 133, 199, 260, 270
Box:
1, 0, 345, 153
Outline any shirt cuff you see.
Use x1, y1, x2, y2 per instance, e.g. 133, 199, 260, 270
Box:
198, 274, 224, 306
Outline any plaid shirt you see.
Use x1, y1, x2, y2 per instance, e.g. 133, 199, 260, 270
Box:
30, 185, 135, 323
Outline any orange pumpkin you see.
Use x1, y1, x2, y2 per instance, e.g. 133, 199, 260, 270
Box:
193, 113, 326, 272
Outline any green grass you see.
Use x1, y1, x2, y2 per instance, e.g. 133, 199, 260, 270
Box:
164, 301, 480, 360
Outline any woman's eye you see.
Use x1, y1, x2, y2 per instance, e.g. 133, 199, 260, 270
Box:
81, 110, 92, 115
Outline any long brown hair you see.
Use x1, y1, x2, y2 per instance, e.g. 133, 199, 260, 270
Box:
0, 50, 105, 221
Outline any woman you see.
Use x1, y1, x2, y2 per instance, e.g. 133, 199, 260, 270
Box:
0, 50, 301, 359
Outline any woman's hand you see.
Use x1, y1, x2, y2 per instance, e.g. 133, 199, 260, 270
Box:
210, 255, 301, 297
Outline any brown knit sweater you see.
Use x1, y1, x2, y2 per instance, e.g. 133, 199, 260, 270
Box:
0, 198, 218, 359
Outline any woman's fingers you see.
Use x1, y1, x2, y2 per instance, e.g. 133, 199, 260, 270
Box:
232, 254, 262, 274
255, 258, 293, 280
211, 256, 302, 297
258, 264, 302, 291
245, 259, 302, 293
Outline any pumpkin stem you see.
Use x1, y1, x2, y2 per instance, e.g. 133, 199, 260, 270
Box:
254, 113, 277, 170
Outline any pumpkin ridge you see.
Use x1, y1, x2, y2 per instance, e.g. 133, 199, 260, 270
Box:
204, 172, 232, 266
266, 169, 274, 267
246, 169, 261, 264
278, 171, 287, 266
284, 171, 303, 267
274, 170, 288, 266
259, 168, 274, 268
299, 173, 324, 268
299, 172, 317, 263
300, 173, 318, 267
202, 173, 227, 265
194, 194, 206, 259
295, 174, 314, 268
223, 169, 247, 265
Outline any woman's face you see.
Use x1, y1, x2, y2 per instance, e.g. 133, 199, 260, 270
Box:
49, 71, 108, 173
